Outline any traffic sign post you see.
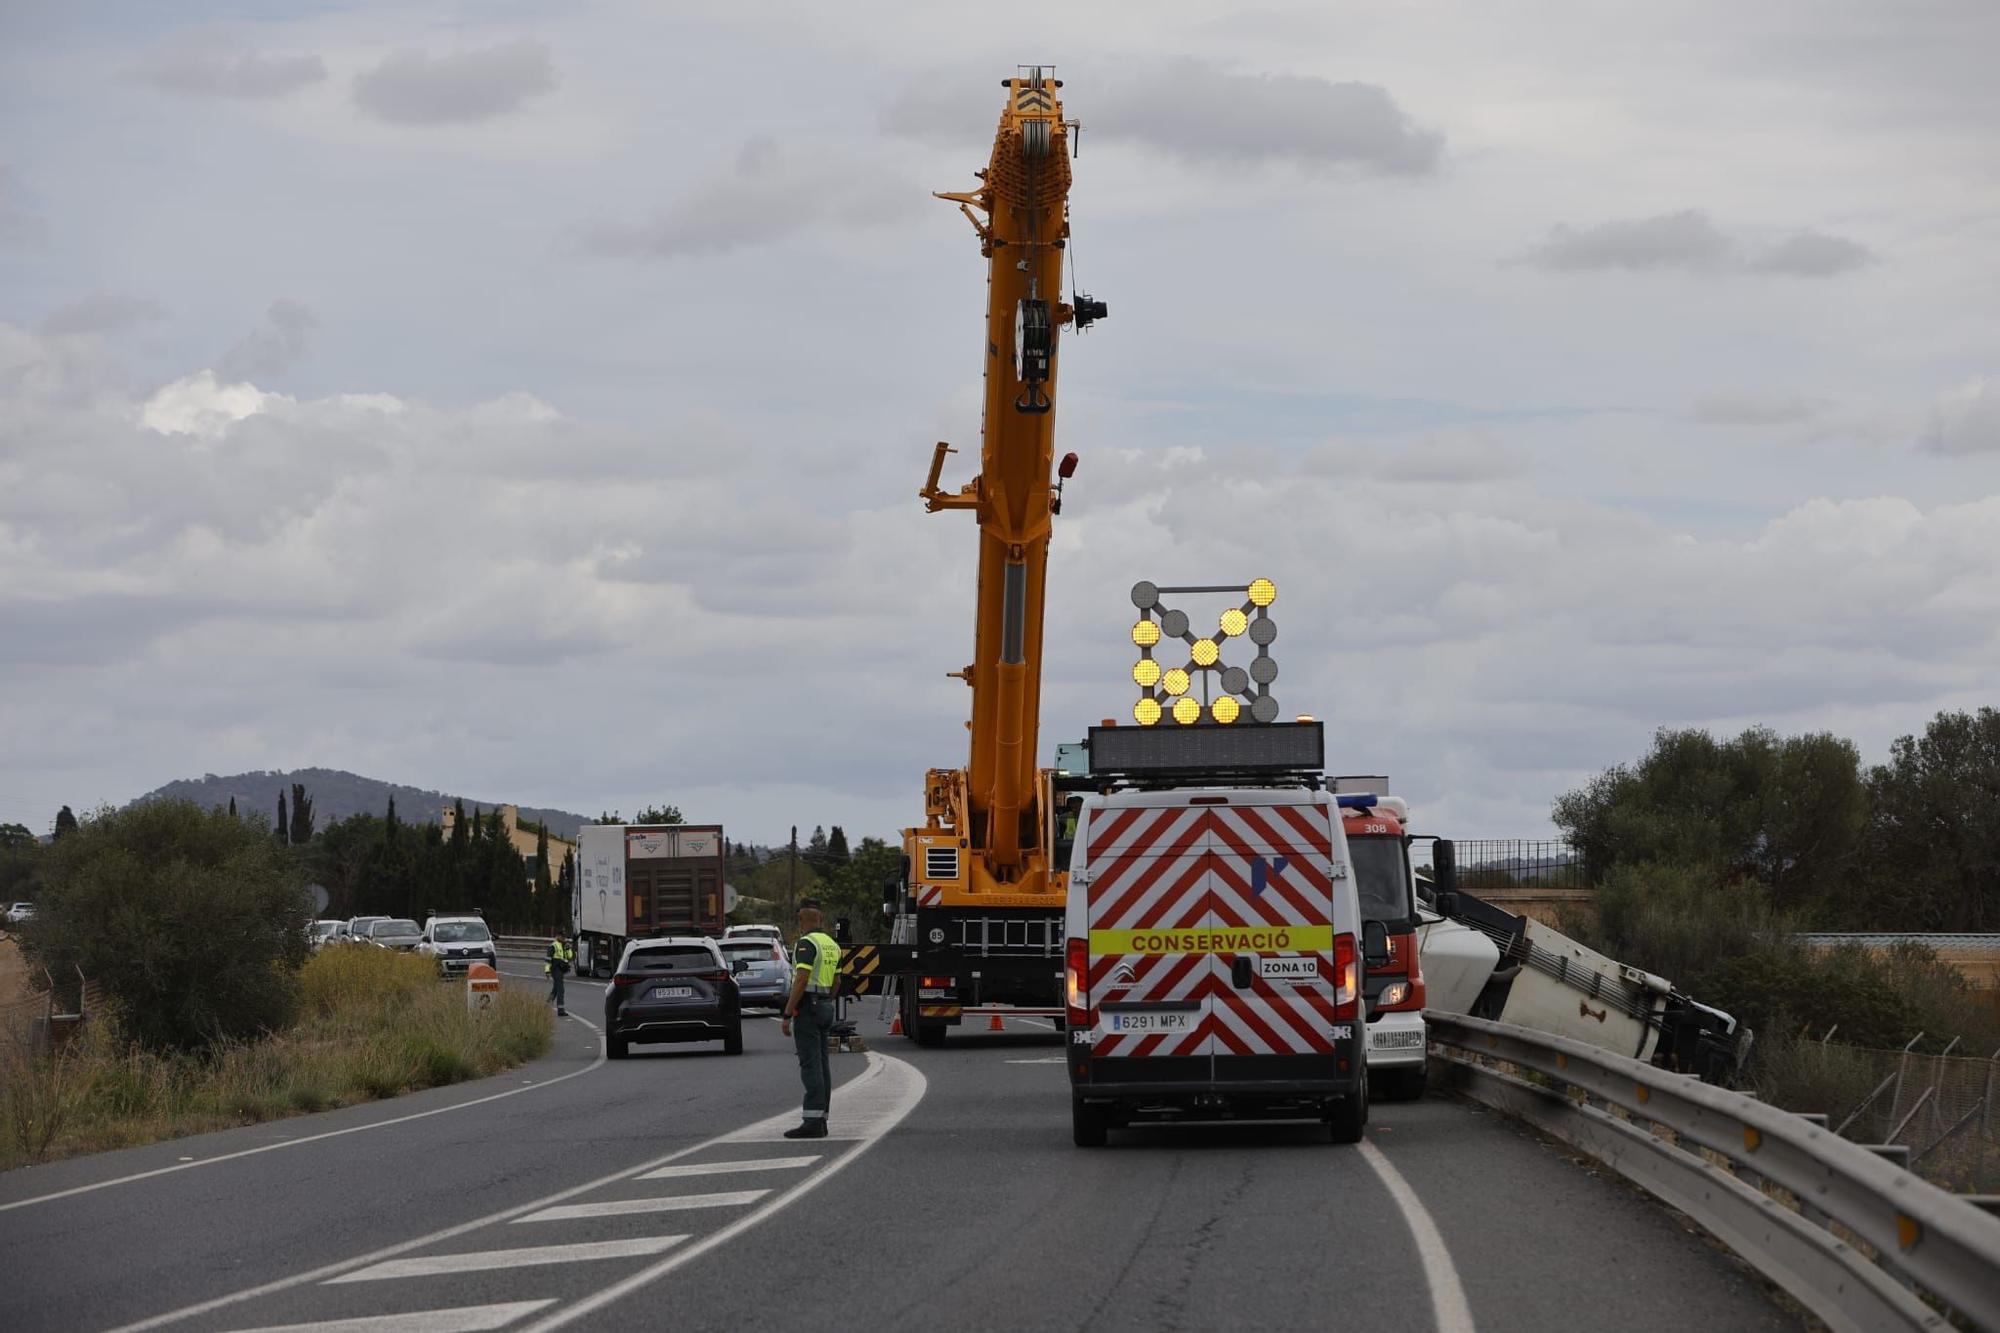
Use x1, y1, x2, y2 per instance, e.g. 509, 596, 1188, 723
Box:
466, 961, 501, 1013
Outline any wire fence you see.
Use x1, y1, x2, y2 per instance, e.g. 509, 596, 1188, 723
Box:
1778, 1038, 2000, 1193
1447, 839, 1594, 892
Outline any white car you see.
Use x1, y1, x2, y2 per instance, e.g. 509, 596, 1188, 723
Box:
4, 902, 33, 925
308, 919, 342, 950
418, 914, 499, 975
723, 924, 786, 947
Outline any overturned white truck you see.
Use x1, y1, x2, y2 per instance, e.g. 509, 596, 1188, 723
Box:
1417, 844, 1748, 1083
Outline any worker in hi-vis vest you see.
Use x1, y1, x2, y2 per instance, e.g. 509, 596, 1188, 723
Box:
780, 899, 841, 1139
543, 935, 573, 1017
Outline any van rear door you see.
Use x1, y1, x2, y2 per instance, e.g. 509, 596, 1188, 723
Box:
1202, 794, 1343, 1082
1082, 799, 1213, 1077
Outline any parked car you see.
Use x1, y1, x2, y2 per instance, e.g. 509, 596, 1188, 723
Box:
345, 916, 389, 946
417, 914, 498, 976
364, 918, 422, 951
308, 919, 342, 950
4, 902, 35, 925
723, 924, 786, 948
719, 938, 791, 1009
605, 937, 743, 1059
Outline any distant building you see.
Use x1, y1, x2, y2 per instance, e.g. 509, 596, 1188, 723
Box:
440, 803, 576, 879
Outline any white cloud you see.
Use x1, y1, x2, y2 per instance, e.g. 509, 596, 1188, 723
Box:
352, 38, 556, 125
1925, 378, 2000, 455
133, 47, 327, 100
139, 372, 275, 439
581, 136, 916, 259
1525, 210, 1877, 276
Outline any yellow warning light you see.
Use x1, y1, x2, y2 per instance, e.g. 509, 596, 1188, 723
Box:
1132, 619, 1161, 648
1219, 608, 1248, 637
1191, 638, 1219, 666
1297, 714, 1317, 723
1135, 697, 1162, 726
1248, 578, 1277, 607
1213, 696, 1241, 724
1162, 668, 1190, 696
1132, 659, 1161, 688
1172, 697, 1200, 725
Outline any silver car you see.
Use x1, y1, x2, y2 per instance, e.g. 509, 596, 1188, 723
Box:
719, 938, 791, 1008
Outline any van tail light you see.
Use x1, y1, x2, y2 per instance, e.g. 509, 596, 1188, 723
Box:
1065, 938, 1089, 1029
1332, 933, 1358, 1020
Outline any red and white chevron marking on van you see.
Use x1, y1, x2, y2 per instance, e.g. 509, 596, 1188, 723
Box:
1082, 799, 1340, 1061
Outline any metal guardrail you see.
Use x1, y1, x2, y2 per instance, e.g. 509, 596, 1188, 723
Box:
1428, 1012, 2000, 1333
494, 935, 547, 957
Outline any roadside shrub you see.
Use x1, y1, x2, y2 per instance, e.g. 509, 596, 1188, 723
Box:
300, 944, 435, 1019
21, 801, 310, 1052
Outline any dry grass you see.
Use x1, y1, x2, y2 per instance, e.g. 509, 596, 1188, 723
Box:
0, 947, 552, 1170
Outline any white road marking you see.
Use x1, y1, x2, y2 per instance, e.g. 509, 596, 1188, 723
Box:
330, 1236, 687, 1283
4, 984, 605, 1216
1004, 1057, 1067, 1065
514, 1054, 928, 1333
115, 1053, 926, 1333
636, 1155, 819, 1180
225, 1300, 556, 1333
1358, 1139, 1477, 1333
512, 1190, 768, 1223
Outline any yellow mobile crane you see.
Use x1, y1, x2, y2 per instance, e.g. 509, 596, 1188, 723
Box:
891, 68, 1107, 1045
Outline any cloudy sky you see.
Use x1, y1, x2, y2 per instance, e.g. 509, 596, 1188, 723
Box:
3, 1, 1997, 847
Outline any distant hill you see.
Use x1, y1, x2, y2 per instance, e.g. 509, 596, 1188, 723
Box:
136, 768, 593, 841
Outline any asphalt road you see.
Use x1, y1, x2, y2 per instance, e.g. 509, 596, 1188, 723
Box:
0, 972, 1798, 1332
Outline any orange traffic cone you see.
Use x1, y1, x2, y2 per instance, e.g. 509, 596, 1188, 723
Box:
988, 1014, 1006, 1032
889, 1011, 904, 1037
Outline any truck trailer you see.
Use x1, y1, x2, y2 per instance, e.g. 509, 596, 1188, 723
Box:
571, 823, 726, 978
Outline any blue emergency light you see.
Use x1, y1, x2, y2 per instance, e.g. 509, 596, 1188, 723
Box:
1334, 794, 1380, 809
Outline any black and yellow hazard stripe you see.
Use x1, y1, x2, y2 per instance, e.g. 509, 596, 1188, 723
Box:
838, 944, 883, 996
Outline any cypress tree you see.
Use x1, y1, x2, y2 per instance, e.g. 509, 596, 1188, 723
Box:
289, 783, 314, 844
275, 792, 289, 843
53, 805, 80, 839
228, 796, 237, 818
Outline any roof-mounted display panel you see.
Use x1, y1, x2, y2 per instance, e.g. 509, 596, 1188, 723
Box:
1087, 720, 1324, 783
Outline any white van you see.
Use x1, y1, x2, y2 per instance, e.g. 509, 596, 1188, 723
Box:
1064, 785, 1382, 1146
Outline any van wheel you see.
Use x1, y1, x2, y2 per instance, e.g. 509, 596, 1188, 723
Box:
1373, 1064, 1427, 1102
1072, 1098, 1109, 1148
1327, 1082, 1368, 1144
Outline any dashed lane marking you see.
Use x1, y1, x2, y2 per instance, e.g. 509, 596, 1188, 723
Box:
512, 1190, 768, 1223
328, 1236, 688, 1283
114, 1053, 927, 1333
227, 1300, 556, 1333
637, 1155, 818, 1180
1358, 1139, 1476, 1332
514, 1055, 927, 1333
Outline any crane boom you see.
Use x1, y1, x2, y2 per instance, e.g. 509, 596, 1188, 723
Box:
916, 68, 1084, 887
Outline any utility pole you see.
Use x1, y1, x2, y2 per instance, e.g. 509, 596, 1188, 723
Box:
787, 824, 798, 923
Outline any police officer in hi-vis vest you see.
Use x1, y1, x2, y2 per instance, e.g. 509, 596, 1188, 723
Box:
780, 900, 841, 1140
544, 935, 573, 1017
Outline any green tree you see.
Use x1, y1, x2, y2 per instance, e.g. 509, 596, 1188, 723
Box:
1552, 725, 1865, 918
0, 824, 39, 905
53, 805, 78, 839
275, 790, 289, 844
289, 782, 315, 844
804, 825, 830, 874
21, 801, 310, 1051
826, 825, 851, 866
632, 805, 684, 825
228, 796, 237, 818
1862, 707, 2000, 930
